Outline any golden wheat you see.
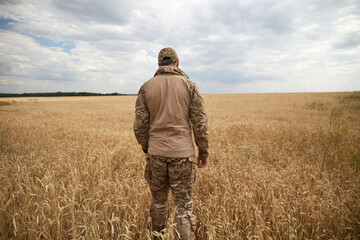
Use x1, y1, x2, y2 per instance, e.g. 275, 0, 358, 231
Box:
0, 93, 359, 239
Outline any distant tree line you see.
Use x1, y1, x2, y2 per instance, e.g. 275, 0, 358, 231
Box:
0, 92, 135, 97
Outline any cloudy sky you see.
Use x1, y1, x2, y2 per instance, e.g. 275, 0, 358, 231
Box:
0, 0, 359, 94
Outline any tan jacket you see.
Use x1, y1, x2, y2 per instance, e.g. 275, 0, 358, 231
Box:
134, 66, 208, 158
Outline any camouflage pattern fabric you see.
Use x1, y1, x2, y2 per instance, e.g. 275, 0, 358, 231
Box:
144, 154, 197, 240
133, 66, 209, 158
158, 47, 179, 65
134, 83, 149, 152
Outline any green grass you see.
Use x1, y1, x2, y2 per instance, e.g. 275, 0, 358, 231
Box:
338, 92, 360, 111
0, 101, 11, 106
307, 101, 325, 111
344, 92, 360, 100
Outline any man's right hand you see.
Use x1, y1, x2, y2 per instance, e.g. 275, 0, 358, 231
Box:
197, 156, 208, 168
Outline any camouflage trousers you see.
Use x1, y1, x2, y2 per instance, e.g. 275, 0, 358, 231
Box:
144, 154, 197, 240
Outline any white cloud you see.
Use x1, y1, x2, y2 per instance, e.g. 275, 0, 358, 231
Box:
0, 0, 359, 94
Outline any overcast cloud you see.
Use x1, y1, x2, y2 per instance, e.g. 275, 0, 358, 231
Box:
0, 0, 359, 94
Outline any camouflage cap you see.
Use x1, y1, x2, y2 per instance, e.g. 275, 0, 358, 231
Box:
158, 47, 179, 65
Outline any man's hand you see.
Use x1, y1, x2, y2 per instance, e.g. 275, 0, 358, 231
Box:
197, 156, 208, 168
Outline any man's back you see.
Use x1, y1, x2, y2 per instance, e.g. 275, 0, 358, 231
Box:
134, 63, 209, 160
145, 72, 195, 157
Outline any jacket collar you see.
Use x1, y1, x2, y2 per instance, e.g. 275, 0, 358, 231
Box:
154, 66, 189, 79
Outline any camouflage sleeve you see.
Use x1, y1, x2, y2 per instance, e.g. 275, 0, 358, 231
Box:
133, 84, 150, 152
189, 83, 209, 158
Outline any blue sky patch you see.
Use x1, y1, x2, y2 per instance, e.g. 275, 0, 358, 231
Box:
147, 50, 156, 58
0, 18, 15, 30
26, 34, 75, 53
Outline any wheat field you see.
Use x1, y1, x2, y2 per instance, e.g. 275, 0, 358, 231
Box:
0, 92, 359, 239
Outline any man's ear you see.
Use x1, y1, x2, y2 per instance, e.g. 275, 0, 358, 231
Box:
176, 61, 179, 67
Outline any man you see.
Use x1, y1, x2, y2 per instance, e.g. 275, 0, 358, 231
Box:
134, 47, 209, 239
